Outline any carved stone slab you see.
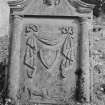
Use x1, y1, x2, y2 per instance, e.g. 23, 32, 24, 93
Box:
8, 0, 95, 105
9, 16, 80, 105
22, 17, 79, 105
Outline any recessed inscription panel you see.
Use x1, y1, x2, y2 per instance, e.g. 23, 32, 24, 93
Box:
19, 18, 79, 104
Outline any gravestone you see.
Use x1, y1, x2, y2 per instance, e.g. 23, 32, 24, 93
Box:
7, 0, 95, 105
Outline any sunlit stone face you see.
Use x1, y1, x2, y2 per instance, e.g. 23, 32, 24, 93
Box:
0, 0, 10, 37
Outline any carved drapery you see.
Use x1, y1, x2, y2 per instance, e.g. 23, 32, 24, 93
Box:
8, 16, 81, 105
7, 0, 95, 105
22, 19, 78, 104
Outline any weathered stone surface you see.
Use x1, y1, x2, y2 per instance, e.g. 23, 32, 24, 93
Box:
0, 1, 9, 104
0, 0, 10, 37
7, 0, 95, 105
8, 16, 80, 105
0, 0, 99, 105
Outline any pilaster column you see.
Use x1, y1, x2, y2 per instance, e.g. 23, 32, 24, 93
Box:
77, 17, 92, 104
8, 15, 23, 102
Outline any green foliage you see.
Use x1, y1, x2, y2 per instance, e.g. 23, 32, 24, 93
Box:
93, 0, 105, 17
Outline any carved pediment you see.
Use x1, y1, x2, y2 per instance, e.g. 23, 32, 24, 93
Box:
68, 0, 95, 13
8, 0, 95, 16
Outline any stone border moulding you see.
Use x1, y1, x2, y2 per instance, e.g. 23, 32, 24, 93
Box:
5, 0, 96, 105
7, 0, 95, 14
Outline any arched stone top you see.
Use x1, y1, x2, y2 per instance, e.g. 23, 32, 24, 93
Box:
8, 0, 95, 16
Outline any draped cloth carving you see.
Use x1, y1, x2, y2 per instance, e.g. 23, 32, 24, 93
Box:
23, 22, 78, 104
24, 33, 37, 78
24, 24, 74, 71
